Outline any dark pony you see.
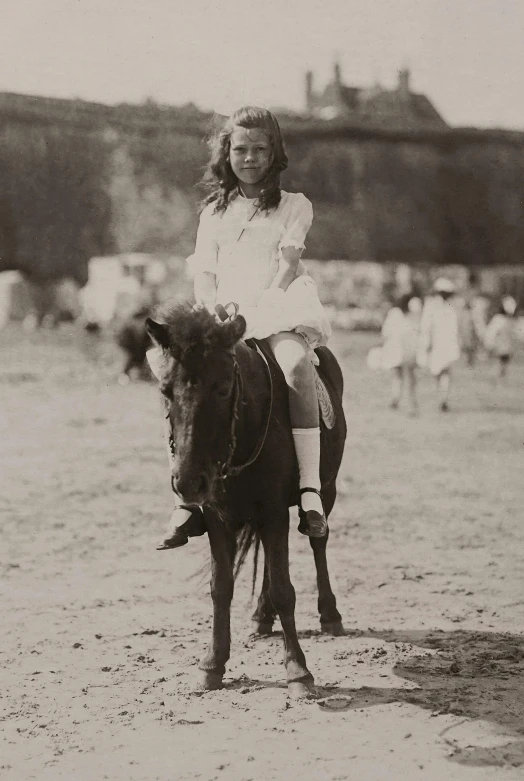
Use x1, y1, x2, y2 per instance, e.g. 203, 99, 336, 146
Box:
201, 106, 288, 214
146, 304, 347, 698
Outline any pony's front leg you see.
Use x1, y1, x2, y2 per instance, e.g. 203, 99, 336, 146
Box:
309, 530, 345, 636
310, 484, 344, 635
261, 509, 315, 699
251, 558, 276, 636
197, 512, 236, 690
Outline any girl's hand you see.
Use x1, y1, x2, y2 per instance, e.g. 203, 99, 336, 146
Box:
194, 271, 217, 313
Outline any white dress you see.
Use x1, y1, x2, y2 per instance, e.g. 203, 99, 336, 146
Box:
381, 307, 419, 369
188, 191, 331, 347
418, 296, 460, 375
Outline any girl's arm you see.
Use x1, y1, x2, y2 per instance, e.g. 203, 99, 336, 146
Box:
381, 309, 395, 343
269, 194, 314, 292
194, 271, 217, 313
269, 246, 302, 292
187, 204, 219, 311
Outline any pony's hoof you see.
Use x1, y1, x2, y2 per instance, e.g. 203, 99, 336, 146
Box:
196, 671, 224, 691
288, 680, 317, 700
251, 622, 274, 637
321, 621, 346, 637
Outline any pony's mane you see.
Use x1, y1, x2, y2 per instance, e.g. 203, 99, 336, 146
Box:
155, 302, 245, 355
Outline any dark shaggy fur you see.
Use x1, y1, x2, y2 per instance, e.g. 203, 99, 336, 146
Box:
145, 304, 347, 694
152, 304, 246, 354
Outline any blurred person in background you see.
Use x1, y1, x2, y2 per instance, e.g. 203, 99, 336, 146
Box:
380, 292, 422, 415
115, 303, 152, 385
458, 299, 479, 366
418, 278, 460, 412
466, 271, 489, 351
484, 295, 518, 383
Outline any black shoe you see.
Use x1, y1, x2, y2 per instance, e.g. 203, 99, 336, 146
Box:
156, 506, 206, 550
439, 401, 449, 412
297, 488, 328, 538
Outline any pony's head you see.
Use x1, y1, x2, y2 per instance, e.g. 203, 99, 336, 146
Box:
146, 304, 246, 505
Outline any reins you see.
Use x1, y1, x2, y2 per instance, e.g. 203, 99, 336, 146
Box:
218, 344, 273, 479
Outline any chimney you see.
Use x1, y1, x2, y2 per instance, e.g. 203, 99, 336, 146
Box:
329, 57, 346, 117
398, 67, 410, 99
305, 70, 314, 111
334, 59, 342, 87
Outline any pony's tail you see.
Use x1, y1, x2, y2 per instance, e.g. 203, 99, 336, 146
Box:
234, 525, 261, 598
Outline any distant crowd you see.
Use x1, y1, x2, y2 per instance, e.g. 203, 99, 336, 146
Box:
369, 277, 519, 415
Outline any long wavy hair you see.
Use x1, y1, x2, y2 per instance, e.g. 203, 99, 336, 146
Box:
201, 106, 288, 214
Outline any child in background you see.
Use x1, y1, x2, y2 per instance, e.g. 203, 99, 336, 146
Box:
484, 296, 517, 382
151, 106, 332, 550
418, 278, 460, 412
381, 292, 421, 415
458, 299, 478, 366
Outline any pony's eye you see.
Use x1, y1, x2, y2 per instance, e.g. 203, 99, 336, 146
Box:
213, 383, 230, 399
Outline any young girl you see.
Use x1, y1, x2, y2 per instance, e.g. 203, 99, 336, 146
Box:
154, 106, 332, 550
418, 278, 460, 412
484, 296, 517, 382
380, 292, 421, 415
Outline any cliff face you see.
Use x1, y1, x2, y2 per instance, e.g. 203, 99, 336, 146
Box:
1, 93, 523, 283
0, 120, 209, 284
286, 136, 524, 265
107, 133, 207, 261
0, 123, 114, 284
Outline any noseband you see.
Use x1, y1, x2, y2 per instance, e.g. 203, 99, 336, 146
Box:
167, 344, 273, 489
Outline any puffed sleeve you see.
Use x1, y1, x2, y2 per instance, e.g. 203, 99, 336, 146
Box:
187, 204, 219, 275
278, 193, 314, 254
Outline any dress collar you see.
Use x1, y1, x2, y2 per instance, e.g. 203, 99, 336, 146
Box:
235, 192, 258, 205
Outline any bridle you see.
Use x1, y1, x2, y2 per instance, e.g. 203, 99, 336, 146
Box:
167, 341, 273, 489
218, 346, 273, 478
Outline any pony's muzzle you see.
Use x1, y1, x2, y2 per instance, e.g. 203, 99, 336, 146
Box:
172, 470, 212, 505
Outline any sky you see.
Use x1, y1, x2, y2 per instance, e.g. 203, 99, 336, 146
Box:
1, 0, 523, 129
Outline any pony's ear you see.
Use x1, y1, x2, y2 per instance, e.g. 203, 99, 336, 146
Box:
146, 317, 183, 362
220, 315, 247, 348
145, 317, 170, 349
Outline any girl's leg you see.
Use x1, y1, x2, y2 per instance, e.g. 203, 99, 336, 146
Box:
438, 369, 450, 411
268, 332, 319, 428
390, 367, 402, 409
406, 365, 418, 415
268, 332, 326, 537
499, 355, 509, 381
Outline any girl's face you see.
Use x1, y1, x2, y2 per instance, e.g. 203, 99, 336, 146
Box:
229, 126, 272, 194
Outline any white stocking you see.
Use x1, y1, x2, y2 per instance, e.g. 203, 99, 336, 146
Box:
292, 427, 323, 514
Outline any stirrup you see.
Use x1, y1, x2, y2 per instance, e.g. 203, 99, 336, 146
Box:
156, 505, 206, 551
297, 488, 328, 538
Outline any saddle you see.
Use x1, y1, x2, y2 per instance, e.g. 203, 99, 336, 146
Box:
213, 303, 339, 431
247, 338, 337, 431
